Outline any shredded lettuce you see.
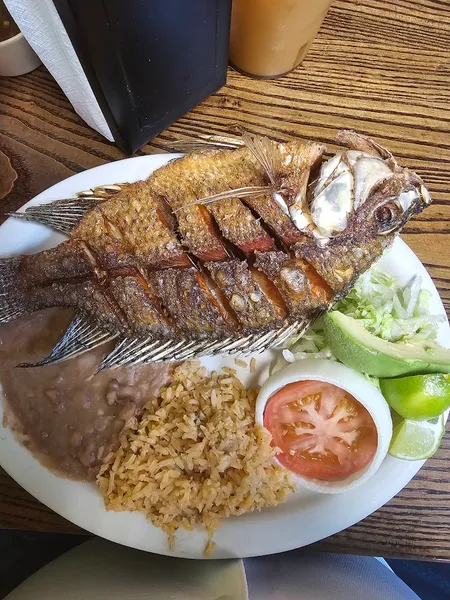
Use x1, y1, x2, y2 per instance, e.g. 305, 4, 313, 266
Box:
273, 267, 446, 377
336, 269, 444, 343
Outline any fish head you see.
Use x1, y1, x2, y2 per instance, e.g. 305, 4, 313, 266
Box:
352, 168, 432, 237
305, 146, 431, 243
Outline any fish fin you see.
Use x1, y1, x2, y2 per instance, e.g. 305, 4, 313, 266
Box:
96, 314, 318, 371
169, 132, 283, 186
8, 197, 103, 235
241, 133, 283, 186
166, 134, 245, 152
80, 184, 125, 197
0, 257, 28, 324
336, 130, 398, 169
201, 309, 324, 357
18, 314, 116, 368
198, 317, 314, 356
7, 184, 125, 235
174, 186, 274, 213
96, 336, 186, 372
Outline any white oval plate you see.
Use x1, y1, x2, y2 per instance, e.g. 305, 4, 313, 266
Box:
0, 154, 448, 560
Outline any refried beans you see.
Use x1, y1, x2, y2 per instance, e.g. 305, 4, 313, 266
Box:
0, 309, 169, 481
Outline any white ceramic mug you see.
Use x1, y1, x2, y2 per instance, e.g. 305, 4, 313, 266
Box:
0, 31, 41, 77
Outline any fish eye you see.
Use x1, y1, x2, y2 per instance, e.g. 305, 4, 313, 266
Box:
374, 201, 401, 232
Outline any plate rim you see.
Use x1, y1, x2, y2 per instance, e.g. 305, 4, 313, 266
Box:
0, 153, 448, 559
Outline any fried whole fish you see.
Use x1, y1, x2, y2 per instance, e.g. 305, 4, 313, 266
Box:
0, 131, 431, 371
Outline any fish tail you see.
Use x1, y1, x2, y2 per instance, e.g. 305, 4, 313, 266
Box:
0, 257, 28, 324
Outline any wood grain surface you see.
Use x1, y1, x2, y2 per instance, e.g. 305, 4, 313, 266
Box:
0, 0, 449, 560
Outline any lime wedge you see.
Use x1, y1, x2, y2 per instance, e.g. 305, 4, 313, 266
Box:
380, 374, 450, 421
389, 414, 446, 460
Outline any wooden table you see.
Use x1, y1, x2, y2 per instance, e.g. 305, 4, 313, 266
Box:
0, 0, 449, 561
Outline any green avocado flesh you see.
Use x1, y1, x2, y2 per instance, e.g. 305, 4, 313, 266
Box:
323, 311, 450, 378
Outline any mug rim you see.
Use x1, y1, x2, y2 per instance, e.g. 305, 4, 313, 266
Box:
0, 31, 23, 49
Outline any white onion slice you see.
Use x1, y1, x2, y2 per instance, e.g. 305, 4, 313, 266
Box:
255, 359, 392, 494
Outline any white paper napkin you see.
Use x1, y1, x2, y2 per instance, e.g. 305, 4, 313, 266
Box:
5, 0, 114, 142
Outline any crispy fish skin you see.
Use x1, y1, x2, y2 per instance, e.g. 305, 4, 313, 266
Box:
100, 184, 189, 268
242, 194, 305, 247
149, 141, 320, 258
254, 251, 331, 317
149, 148, 258, 260
71, 206, 131, 270
109, 274, 175, 338
294, 235, 390, 293
28, 280, 127, 333
176, 204, 228, 262
157, 141, 275, 256
151, 267, 237, 338
73, 182, 189, 270
207, 259, 286, 330
206, 198, 275, 255
19, 240, 103, 287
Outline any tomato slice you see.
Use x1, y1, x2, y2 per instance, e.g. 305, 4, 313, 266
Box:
263, 380, 378, 481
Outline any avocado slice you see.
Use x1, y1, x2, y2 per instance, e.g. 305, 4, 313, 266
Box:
323, 310, 450, 378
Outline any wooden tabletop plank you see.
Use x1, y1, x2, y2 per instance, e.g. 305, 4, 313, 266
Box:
0, 0, 449, 560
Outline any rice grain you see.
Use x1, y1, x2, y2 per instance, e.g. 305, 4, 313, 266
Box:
234, 358, 248, 368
